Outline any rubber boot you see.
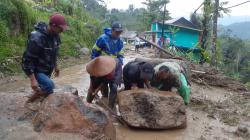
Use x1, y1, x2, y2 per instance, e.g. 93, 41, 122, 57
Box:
86, 87, 95, 103
101, 84, 109, 98
26, 91, 44, 103
108, 83, 118, 109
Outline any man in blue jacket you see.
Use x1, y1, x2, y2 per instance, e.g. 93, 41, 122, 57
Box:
22, 13, 68, 103
88, 22, 124, 109
91, 22, 124, 64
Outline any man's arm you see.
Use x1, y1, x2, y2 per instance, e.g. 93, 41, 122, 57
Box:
144, 80, 152, 89
22, 39, 41, 76
29, 73, 40, 92
54, 48, 60, 77
22, 38, 42, 90
91, 37, 105, 59
116, 40, 124, 65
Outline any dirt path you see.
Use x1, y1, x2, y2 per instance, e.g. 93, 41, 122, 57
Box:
0, 47, 249, 140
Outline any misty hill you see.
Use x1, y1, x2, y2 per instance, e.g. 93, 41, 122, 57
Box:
219, 21, 250, 40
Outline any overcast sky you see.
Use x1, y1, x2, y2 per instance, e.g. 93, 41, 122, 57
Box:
105, 0, 250, 18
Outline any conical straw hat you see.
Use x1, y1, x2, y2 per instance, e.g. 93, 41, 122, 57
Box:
86, 56, 116, 77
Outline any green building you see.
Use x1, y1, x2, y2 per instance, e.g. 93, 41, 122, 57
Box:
149, 17, 202, 61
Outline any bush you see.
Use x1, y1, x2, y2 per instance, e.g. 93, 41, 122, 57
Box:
0, 0, 103, 75
245, 82, 250, 91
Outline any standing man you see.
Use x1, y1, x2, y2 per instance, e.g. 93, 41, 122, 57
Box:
134, 35, 140, 53
22, 13, 68, 103
91, 22, 124, 64
88, 22, 124, 108
123, 61, 155, 90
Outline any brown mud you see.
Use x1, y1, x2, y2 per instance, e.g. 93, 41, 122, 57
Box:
0, 47, 249, 140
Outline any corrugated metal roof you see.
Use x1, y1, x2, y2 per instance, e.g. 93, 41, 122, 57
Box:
159, 17, 201, 31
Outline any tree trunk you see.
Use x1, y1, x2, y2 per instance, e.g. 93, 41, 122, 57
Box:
211, 0, 219, 66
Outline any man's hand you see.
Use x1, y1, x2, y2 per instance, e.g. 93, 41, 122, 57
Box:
54, 67, 60, 77
131, 84, 138, 90
29, 74, 40, 92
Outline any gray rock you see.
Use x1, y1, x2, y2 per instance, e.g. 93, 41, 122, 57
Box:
235, 125, 250, 138
74, 44, 81, 50
80, 47, 90, 55
0, 72, 4, 79
118, 89, 186, 129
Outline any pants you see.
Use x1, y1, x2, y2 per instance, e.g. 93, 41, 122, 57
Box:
87, 76, 117, 108
135, 45, 139, 53
123, 76, 144, 90
35, 73, 55, 95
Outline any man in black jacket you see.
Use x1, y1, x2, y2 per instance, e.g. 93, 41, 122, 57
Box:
22, 13, 68, 103
123, 61, 154, 90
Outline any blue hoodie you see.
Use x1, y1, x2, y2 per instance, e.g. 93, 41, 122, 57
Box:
91, 28, 124, 64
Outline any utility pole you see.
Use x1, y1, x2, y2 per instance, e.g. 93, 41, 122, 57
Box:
161, 3, 166, 47
211, 0, 219, 66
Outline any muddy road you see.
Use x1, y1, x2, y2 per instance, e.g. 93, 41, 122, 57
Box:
0, 47, 249, 140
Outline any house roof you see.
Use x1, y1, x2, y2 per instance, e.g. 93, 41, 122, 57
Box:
158, 17, 201, 32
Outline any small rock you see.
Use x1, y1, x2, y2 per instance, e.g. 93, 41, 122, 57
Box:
207, 114, 216, 119
0, 72, 4, 79
80, 47, 90, 55
235, 125, 250, 138
74, 44, 81, 50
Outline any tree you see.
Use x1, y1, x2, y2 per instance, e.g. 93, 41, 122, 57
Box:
190, 13, 202, 29
211, 0, 230, 66
200, 0, 213, 63
219, 30, 250, 82
127, 4, 134, 14
142, 0, 170, 29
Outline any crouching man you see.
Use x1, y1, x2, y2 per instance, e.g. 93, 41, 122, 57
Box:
86, 56, 122, 109
22, 13, 68, 103
123, 61, 155, 90
151, 62, 190, 105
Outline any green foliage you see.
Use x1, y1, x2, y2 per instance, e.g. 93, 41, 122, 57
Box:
200, 0, 213, 51
245, 82, 250, 90
195, 43, 211, 63
0, 0, 103, 75
142, 0, 170, 29
216, 38, 222, 65
0, 0, 36, 34
219, 31, 250, 83
0, 20, 8, 43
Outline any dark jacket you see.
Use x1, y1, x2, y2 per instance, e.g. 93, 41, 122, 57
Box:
22, 22, 61, 76
123, 61, 144, 84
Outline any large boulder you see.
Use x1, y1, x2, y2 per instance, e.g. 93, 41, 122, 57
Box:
32, 91, 115, 140
118, 89, 186, 129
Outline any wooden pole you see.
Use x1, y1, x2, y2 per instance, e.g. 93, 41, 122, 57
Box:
138, 36, 174, 57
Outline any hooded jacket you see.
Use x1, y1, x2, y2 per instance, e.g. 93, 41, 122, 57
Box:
91, 28, 124, 64
22, 22, 61, 76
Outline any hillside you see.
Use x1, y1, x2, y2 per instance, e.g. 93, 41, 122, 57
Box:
220, 21, 250, 40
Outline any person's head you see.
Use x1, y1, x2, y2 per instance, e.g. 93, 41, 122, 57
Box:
111, 22, 123, 39
139, 62, 155, 81
48, 13, 68, 34
156, 66, 170, 80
